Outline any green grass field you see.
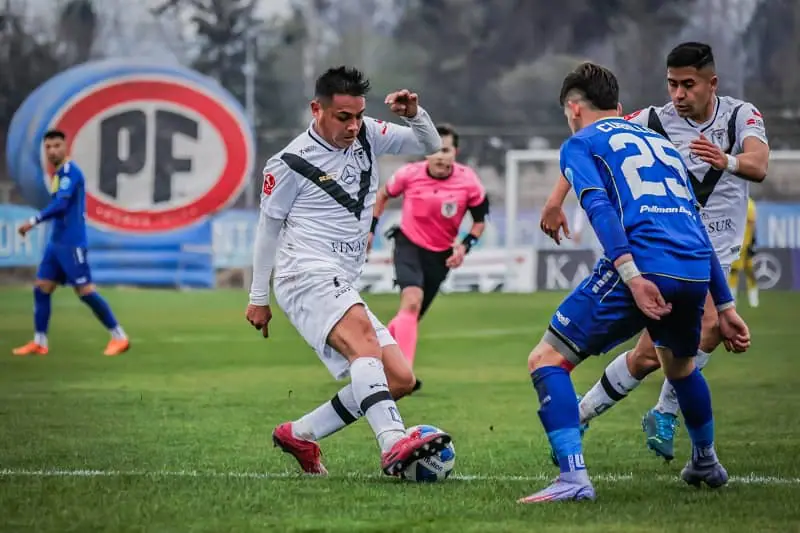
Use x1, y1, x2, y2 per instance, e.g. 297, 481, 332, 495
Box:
1, 287, 799, 532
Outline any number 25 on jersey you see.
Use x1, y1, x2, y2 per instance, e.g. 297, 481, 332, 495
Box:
609, 133, 692, 201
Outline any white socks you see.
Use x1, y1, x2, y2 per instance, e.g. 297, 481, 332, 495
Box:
655, 350, 711, 416
34, 332, 48, 347
579, 351, 641, 425
110, 326, 127, 340
349, 357, 405, 452
293, 385, 362, 441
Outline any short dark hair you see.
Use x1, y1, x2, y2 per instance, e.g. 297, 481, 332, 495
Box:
559, 62, 619, 111
666, 42, 715, 70
436, 124, 459, 149
43, 129, 66, 141
315, 66, 371, 101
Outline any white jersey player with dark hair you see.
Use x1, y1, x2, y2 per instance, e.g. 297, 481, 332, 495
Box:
540, 42, 769, 462
245, 66, 449, 478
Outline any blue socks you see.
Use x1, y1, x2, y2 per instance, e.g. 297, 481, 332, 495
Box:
669, 368, 716, 461
33, 287, 51, 338
532, 366, 587, 479
80, 291, 119, 330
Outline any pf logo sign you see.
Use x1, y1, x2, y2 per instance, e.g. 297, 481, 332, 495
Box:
7, 60, 254, 232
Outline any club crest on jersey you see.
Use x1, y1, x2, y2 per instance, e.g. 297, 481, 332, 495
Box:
340, 164, 358, 185
353, 147, 371, 172
263, 172, 276, 195
441, 201, 458, 218
709, 127, 727, 149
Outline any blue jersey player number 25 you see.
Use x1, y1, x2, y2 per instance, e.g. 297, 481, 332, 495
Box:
518, 63, 750, 505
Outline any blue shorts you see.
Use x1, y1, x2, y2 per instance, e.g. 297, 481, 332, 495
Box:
546, 258, 707, 364
37, 244, 92, 286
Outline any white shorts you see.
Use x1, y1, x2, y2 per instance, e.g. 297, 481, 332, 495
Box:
273, 274, 396, 380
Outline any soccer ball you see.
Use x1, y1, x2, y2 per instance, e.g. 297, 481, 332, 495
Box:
400, 425, 456, 482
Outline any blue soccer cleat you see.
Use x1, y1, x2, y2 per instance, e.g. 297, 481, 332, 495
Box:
549, 394, 589, 467
681, 459, 729, 489
642, 408, 679, 461
518, 476, 596, 503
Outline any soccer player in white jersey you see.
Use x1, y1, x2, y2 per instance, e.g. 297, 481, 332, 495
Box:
540, 42, 769, 462
245, 66, 450, 478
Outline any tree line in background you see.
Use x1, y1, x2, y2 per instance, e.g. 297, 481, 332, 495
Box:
1, 0, 799, 189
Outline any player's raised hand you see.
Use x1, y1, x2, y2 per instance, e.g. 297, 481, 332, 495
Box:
628, 277, 672, 320
246, 304, 273, 338
539, 204, 571, 245
718, 307, 751, 353
690, 135, 727, 170
385, 90, 418, 118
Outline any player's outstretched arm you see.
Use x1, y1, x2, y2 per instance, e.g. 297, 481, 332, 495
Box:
17, 174, 79, 236
368, 90, 441, 157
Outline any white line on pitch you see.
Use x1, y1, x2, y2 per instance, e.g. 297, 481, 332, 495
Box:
0, 469, 798, 485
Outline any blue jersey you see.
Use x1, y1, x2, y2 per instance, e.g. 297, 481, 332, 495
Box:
560, 118, 712, 281
47, 160, 87, 247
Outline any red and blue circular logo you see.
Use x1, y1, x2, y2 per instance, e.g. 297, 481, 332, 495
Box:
8, 60, 255, 233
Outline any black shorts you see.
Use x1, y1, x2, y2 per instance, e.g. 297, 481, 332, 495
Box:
392, 230, 451, 318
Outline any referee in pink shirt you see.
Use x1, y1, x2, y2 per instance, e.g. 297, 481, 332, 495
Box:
369, 125, 489, 391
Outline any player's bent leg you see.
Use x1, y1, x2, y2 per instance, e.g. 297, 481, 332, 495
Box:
656, 346, 728, 489
520, 339, 595, 503
381, 343, 417, 400
327, 304, 450, 477
276, 335, 417, 475
578, 332, 660, 427
74, 283, 129, 356
13, 279, 57, 356
647, 293, 720, 460
387, 286, 423, 368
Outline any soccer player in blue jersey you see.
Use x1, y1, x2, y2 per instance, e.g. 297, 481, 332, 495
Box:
518, 63, 750, 503
13, 130, 130, 357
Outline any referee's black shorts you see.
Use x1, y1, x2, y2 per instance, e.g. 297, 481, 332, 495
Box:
391, 229, 452, 318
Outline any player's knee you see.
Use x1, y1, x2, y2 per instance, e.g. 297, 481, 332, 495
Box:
75, 283, 96, 297
527, 341, 571, 373
399, 287, 423, 315
387, 367, 416, 399
659, 351, 695, 380
699, 319, 721, 353
35, 279, 56, 294
627, 345, 661, 378
329, 305, 381, 360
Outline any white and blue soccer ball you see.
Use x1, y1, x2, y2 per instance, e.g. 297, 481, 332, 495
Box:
400, 425, 456, 482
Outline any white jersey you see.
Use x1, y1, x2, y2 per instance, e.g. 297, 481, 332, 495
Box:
625, 96, 768, 265
260, 109, 441, 284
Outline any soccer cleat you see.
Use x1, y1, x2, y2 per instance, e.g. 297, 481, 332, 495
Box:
642, 408, 679, 461
549, 394, 589, 467
272, 422, 328, 475
103, 338, 130, 357
11, 341, 48, 356
381, 427, 451, 476
412, 379, 423, 393
518, 476, 596, 503
681, 459, 729, 489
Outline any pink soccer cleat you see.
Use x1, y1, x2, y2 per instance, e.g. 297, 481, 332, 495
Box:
381, 426, 451, 477
272, 422, 328, 475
